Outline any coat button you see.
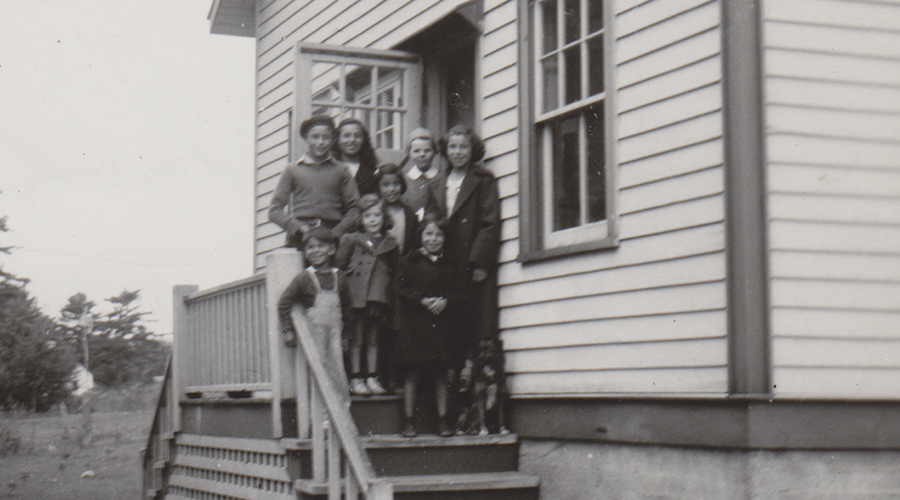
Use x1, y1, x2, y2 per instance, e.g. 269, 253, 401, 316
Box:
462, 218, 468, 223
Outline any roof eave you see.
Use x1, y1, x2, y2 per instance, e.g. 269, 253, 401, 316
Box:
208, 0, 256, 38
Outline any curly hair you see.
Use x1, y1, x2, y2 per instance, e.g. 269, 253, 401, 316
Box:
438, 124, 485, 164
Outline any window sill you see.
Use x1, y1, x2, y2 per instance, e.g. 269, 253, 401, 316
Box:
518, 233, 619, 264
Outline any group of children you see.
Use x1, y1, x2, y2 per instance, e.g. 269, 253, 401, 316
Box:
273, 114, 501, 438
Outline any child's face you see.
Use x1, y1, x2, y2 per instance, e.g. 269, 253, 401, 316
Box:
446, 134, 472, 170
361, 204, 384, 235
306, 124, 334, 160
409, 138, 435, 171
421, 222, 444, 255
338, 123, 364, 158
304, 237, 335, 268
378, 174, 403, 204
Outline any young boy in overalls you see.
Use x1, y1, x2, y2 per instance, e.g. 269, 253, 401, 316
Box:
278, 227, 350, 398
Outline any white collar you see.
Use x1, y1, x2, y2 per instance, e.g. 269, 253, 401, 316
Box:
297, 153, 337, 167
407, 165, 438, 181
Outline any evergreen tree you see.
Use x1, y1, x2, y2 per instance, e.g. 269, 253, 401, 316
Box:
59, 290, 169, 387
0, 205, 76, 411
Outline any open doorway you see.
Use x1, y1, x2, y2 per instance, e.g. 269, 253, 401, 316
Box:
399, 10, 479, 140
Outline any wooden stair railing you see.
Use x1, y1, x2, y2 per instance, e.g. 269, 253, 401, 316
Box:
142, 358, 174, 500
290, 305, 393, 500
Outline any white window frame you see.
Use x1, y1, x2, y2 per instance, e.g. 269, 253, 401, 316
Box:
294, 43, 422, 158
519, 0, 618, 261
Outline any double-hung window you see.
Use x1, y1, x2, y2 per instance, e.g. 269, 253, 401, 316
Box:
520, 0, 617, 260
295, 44, 422, 154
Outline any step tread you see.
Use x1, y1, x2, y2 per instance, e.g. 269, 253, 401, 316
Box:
362, 433, 518, 448
389, 471, 540, 491
282, 433, 518, 451
295, 471, 540, 494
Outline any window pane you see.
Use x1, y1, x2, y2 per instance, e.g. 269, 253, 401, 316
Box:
311, 62, 340, 104
379, 87, 395, 107
542, 55, 559, 113
588, 0, 603, 34
345, 64, 374, 106
552, 115, 581, 231
541, 0, 557, 55
586, 103, 606, 223
588, 36, 604, 97
564, 46, 581, 105
564, 0, 580, 45
377, 67, 404, 107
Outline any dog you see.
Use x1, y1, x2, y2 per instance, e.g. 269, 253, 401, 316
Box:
455, 339, 509, 436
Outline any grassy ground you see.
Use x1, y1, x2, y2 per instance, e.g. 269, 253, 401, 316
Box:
0, 385, 158, 500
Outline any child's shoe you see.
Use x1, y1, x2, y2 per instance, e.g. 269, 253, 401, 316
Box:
350, 378, 370, 396
401, 418, 416, 437
439, 418, 453, 437
366, 376, 388, 395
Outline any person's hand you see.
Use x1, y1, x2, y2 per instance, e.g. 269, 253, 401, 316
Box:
281, 328, 298, 347
421, 297, 437, 309
428, 297, 448, 315
472, 268, 487, 283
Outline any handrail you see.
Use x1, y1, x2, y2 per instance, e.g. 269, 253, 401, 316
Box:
184, 273, 265, 303
142, 357, 173, 497
290, 306, 393, 499
144, 357, 172, 456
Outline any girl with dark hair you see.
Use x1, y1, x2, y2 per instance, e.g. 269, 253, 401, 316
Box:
335, 118, 380, 196
394, 215, 466, 437
335, 193, 400, 395
376, 163, 419, 256
424, 124, 500, 382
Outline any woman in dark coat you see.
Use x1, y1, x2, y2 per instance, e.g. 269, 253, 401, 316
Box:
424, 125, 501, 366
395, 216, 467, 437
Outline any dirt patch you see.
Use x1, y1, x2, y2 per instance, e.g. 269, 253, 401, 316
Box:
0, 409, 153, 499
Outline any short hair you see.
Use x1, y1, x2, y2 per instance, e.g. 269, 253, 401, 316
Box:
302, 226, 337, 248
438, 124, 485, 163
406, 127, 439, 154
357, 193, 393, 233
299, 114, 335, 139
418, 212, 447, 237
374, 163, 408, 195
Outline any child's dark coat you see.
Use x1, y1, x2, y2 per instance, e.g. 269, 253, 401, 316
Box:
394, 250, 467, 365
335, 232, 400, 309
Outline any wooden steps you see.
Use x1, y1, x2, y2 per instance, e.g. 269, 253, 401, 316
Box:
163, 434, 294, 500
291, 395, 540, 499
163, 396, 540, 500
296, 471, 539, 500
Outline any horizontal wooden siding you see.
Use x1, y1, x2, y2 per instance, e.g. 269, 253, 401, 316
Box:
763, 0, 900, 398
497, 0, 729, 395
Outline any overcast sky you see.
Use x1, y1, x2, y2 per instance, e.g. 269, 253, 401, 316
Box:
0, 1, 257, 333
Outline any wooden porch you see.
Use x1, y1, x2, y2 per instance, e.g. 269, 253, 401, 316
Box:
142, 249, 539, 500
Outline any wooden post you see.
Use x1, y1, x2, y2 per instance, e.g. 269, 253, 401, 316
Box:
368, 479, 394, 500
327, 420, 340, 500
265, 249, 304, 438
172, 285, 198, 433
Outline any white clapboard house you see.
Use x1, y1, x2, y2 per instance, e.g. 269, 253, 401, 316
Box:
143, 1, 900, 498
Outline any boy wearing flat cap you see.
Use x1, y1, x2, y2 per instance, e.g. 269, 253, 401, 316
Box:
269, 114, 361, 247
